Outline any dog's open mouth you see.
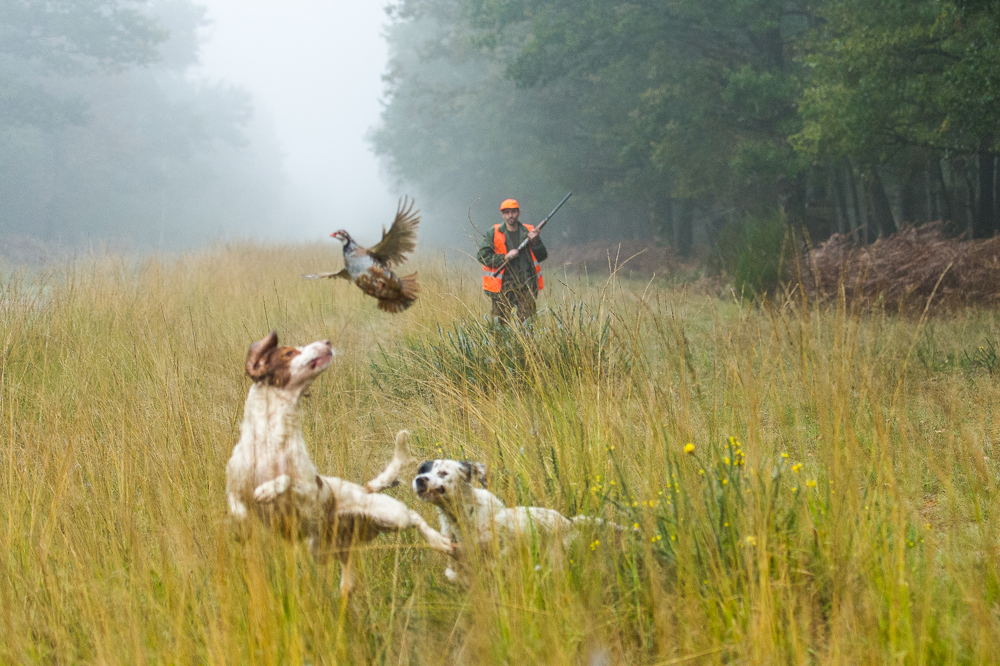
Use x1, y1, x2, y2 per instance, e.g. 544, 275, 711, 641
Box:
309, 352, 333, 370
416, 486, 445, 501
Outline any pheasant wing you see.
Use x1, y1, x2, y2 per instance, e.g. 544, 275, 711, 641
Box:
368, 197, 419, 266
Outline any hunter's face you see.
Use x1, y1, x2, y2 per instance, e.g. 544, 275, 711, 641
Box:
501, 208, 520, 227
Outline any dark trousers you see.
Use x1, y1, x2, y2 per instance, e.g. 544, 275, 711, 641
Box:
491, 287, 537, 323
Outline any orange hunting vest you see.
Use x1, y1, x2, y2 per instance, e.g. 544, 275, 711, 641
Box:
482, 224, 544, 293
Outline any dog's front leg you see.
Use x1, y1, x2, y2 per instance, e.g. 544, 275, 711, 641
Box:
409, 511, 457, 555
253, 474, 292, 503
228, 493, 249, 521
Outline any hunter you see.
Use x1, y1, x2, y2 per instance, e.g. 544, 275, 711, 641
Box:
478, 198, 548, 323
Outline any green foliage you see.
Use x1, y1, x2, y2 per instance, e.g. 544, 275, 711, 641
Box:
917, 327, 1000, 374
714, 214, 786, 296
794, 0, 1000, 160
378, 0, 1000, 254
376, 0, 808, 243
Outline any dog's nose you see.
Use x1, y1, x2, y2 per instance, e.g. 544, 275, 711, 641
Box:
322, 340, 331, 347
414, 476, 427, 493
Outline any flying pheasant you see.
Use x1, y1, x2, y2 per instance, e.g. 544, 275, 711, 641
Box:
303, 197, 420, 313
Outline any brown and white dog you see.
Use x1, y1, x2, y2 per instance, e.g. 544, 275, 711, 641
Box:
412, 459, 619, 583
225, 331, 335, 535
225, 331, 455, 594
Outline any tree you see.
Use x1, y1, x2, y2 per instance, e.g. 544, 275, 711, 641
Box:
373, 0, 1000, 257
794, 0, 1000, 237
0, 0, 285, 249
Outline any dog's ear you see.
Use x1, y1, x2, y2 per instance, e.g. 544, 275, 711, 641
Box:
246, 331, 278, 379
460, 461, 488, 486
471, 462, 488, 487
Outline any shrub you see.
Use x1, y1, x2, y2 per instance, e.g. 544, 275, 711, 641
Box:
715, 214, 787, 297
370, 303, 632, 399
800, 222, 1000, 312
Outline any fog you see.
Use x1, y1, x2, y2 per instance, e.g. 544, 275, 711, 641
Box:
196, 0, 399, 243
0, 0, 577, 260
0, 0, 407, 256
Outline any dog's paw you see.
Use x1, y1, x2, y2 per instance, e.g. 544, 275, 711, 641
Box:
254, 475, 291, 503
444, 567, 468, 585
365, 478, 400, 493
427, 532, 458, 555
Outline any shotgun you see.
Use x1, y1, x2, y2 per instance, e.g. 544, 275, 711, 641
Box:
491, 191, 572, 278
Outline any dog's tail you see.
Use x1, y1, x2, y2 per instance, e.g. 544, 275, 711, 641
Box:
365, 430, 411, 493
571, 515, 632, 534
377, 272, 419, 313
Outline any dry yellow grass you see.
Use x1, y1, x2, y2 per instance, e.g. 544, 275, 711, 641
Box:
3, 242, 1000, 664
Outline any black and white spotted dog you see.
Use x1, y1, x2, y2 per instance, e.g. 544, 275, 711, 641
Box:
412, 458, 619, 583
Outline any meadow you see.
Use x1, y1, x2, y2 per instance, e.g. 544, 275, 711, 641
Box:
3, 243, 1000, 664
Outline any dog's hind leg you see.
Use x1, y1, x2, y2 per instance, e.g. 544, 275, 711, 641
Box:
365, 430, 410, 493
338, 553, 357, 596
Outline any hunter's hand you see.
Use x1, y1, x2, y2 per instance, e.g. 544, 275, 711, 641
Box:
528, 229, 539, 241
505, 249, 518, 260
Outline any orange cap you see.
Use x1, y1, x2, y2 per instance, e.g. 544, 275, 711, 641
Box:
499, 198, 519, 211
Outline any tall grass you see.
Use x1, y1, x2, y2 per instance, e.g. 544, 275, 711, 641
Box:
3, 243, 1000, 663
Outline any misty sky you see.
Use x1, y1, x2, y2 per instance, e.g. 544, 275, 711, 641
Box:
196, 0, 399, 244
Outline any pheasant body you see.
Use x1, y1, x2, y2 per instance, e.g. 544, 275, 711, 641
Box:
303, 197, 420, 313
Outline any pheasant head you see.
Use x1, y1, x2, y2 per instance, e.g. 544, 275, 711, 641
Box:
330, 229, 361, 255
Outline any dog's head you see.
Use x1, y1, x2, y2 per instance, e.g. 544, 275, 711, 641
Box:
412, 459, 487, 504
245, 331, 335, 392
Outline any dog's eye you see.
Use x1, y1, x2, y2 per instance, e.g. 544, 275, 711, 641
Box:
438, 471, 448, 478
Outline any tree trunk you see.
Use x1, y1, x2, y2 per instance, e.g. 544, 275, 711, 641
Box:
676, 199, 693, 258
975, 150, 996, 238
925, 164, 935, 222
786, 171, 808, 234
900, 164, 922, 225
995, 151, 1000, 229
831, 169, 847, 235
931, 160, 954, 232
664, 196, 675, 246
865, 167, 896, 237
845, 160, 869, 242
952, 158, 975, 235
